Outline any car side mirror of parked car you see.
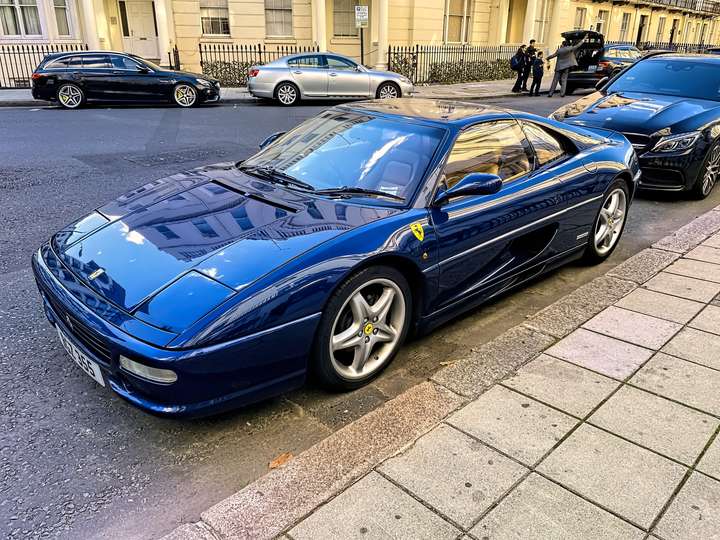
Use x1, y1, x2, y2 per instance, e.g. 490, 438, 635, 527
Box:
259, 131, 286, 150
433, 173, 503, 206
595, 76, 609, 91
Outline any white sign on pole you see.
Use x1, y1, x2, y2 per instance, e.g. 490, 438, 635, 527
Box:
355, 5, 369, 28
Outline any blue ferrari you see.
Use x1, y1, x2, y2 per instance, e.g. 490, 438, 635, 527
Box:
32, 99, 639, 417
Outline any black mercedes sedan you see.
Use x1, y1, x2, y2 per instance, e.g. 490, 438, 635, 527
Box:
31, 51, 220, 109
552, 53, 720, 199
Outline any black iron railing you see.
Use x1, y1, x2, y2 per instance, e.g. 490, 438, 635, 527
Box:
607, 39, 717, 52
0, 43, 88, 89
387, 44, 519, 85
168, 45, 181, 70
198, 42, 320, 86
650, 0, 720, 16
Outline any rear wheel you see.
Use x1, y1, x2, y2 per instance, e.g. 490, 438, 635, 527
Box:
57, 83, 84, 109
173, 83, 197, 107
275, 82, 299, 106
312, 266, 412, 390
691, 139, 720, 199
582, 179, 629, 264
376, 82, 400, 99
563, 84, 576, 96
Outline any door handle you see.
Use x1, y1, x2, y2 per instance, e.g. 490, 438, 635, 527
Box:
329, 72, 337, 77
292, 70, 301, 74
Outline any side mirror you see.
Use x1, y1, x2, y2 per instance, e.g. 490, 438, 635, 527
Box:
595, 76, 609, 91
259, 131, 285, 149
433, 173, 503, 206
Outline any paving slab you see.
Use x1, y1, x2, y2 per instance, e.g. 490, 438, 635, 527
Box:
630, 353, 720, 417
643, 271, 720, 303
160, 523, 218, 540
472, 473, 644, 540
537, 424, 687, 529
588, 385, 719, 465
432, 325, 555, 398
545, 328, 653, 380
654, 472, 720, 540
661, 327, 720, 371
379, 424, 527, 528
607, 248, 680, 285
615, 288, 705, 325
703, 232, 720, 249
686, 244, 720, 265
698, 436, 720, 481
289, 471, 460, 540
689, 304, 720, 336
503, 354, 619, 418
582, 306, 681, 350
447, 385, 577, 466
663, 257, 720, 284
523, 276, 637, 339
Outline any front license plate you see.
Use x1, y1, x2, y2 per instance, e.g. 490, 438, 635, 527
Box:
57, 327, 105, 387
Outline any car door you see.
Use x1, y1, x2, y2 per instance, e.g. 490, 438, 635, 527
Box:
430, 120, 566, 311
288, 55, 328, 97
76, 54, 112, 99
108, 55, 167, 101
325, 55, 370, 97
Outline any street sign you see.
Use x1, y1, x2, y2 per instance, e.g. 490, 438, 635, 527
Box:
355, 5, 369, 28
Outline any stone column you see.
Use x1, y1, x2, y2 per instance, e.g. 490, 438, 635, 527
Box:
545, 0, 567, 52
80, 0, 101, 49
313, 0, 327, 51
523, 0, 538, 43
494, 0, 510, 43
374, 0, 388, 69
154, 0, 175, 66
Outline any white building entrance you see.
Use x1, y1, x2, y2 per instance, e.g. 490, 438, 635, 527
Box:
118, 0, 160, 59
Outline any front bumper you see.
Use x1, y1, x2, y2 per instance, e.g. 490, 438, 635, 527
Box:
32, 246, 318, 417
636, 148, 706, 192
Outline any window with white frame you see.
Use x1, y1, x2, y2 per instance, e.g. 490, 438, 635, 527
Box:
333, 0, 358, 38
619, 12, 630, 41
444, 0, 472, 43
573, 7, 586, 30
656, 17, 666, 42
200, 0, 229, 35
265, 0, 292, 37
700, 22, 708, 43
53, 0, 70, 36
0, 0, 42, 36
595, 10, 608, 34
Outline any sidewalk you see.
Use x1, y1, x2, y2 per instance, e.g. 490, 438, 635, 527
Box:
0, 78, 551, 107
164, 203, 720, 540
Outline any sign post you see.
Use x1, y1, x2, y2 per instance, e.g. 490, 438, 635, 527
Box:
355, 5, 369, 66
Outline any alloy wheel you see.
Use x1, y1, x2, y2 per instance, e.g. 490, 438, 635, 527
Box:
329, 278, 406, 380
277, 84, 297, 105
174, 84, 197, 107
378, 84, 399, 99
58, 85, 82, 108
594, 188, 627, 256
702, 144, 720, 196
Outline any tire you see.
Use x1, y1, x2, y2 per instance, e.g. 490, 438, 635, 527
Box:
582, 179, 630, 264
173, 83, 198, 107
691, 139, 720, 199
56, 83, 84, 109
312, 265, 412, 390
563, 84, 575, 96
275, 82, 299, 106
376, 82, 401, 99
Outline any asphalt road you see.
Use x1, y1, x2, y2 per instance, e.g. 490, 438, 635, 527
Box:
2, 95, 719, 540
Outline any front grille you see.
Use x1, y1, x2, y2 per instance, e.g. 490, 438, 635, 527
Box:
622, 133, 652, 153
44, 290, 112, 364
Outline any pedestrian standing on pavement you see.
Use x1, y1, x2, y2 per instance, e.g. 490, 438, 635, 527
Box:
546, 33, 589, 97
521, 39, 537, 92
511, 45, 527, 93
529, 51, 545, 96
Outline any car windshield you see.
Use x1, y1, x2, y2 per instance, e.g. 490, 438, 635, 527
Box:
240, 111, 446, 203
607, 58, 720, 100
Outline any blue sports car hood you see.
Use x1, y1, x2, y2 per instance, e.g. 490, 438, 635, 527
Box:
54, 165, 395, 315
556, 91, 720, 135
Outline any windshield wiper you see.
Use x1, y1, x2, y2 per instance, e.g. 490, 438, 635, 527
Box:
237, 164, 315, 191
315, 186, 404, 201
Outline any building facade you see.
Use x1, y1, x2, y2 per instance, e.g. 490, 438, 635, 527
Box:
1, 0, 719, 72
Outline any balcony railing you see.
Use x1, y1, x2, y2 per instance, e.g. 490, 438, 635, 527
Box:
645, 0, 720, 16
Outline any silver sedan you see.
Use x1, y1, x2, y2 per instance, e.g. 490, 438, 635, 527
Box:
247, 52, 414, 106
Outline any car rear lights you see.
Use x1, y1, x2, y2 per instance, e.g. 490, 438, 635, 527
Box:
597, 61, 611, 73
120, 355, 177, 384
31, 73, 43, 80
248, 68, 260, 78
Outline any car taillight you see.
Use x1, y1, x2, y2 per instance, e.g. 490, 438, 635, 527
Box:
248, 68, 259, 78
31, 72, 43, 80
597, 61, 611, 73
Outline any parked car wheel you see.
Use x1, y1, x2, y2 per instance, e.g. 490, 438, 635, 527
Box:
173, 83, 197, 107
377, 82, 401, 99
563, 84, 576, 96
691, 139, 720, 199
312, 266, 412, 390
275, 82, 299, 106
582, 179, 629, 264
56, 83, 84, 109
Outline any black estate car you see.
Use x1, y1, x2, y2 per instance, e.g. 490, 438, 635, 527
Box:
31, 51, 220, 109
552, 53, 720, 199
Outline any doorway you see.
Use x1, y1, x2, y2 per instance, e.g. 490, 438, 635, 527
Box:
118, 0, 160, 59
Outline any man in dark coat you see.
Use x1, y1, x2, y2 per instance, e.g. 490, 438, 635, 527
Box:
521, 39, 537, 92
546, 33, 588, 97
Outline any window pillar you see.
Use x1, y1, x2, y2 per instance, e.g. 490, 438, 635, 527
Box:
374, 0, 388, 69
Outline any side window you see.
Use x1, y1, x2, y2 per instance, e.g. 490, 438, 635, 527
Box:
288, 55, 323, 69
523, 122, 567, 167
443, 121, 532, 188
111, 55, 141, 70
326, 56, 356, 70
48, 56, 81, 69
82, 55, 111, 68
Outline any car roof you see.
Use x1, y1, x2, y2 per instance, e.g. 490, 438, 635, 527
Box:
338, 98, 512, 126
605, 44, 639, 49
644, 53, 720, 63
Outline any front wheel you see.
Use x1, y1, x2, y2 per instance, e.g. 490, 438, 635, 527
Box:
57, 83, 84, 109
691, 139, 720, 199
376, 82, 401, 99
582, 180, 629, 264
312, 266, 412, 390
173, 84, 197, 107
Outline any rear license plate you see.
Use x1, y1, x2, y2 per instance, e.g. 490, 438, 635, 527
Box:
57, 326, 105, 387
587, 65, 597, 72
